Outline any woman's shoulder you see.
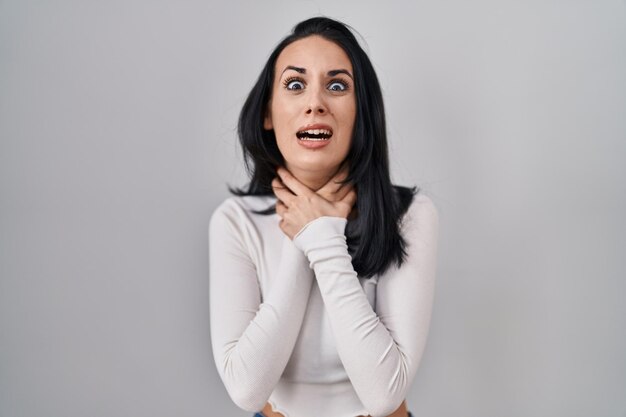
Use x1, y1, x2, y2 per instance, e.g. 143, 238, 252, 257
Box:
210, 194, 277, 227
400, 192, 439, 234
409, 192, 438, 216
393, 185, 438, 221
213, 194, 276, 212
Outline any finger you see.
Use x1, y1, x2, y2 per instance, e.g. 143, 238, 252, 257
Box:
276, 166, 315, 198
272, 177, 295, 205
271, 177, 289, 190
275, 199, 287, 217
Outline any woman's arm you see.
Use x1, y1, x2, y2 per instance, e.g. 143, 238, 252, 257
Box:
209, 200, 314, 411
291, 194, 439, 417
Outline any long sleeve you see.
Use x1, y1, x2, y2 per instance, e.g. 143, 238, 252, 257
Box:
208, 202, 315, 411
292, 194, 439, 417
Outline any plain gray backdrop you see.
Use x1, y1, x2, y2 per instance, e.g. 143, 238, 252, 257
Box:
1, 1, 625, 416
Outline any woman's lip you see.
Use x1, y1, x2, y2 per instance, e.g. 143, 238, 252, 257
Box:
295, 122, 333, 149
296, 123, 333, 133
297, 136, 331, 149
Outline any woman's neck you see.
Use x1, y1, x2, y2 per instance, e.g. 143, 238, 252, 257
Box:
284, 165, 338, 192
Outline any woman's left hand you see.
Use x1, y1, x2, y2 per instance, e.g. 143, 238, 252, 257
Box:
272, 166, 357, 240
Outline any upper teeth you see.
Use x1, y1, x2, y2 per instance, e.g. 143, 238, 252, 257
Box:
298, 129, 332, 136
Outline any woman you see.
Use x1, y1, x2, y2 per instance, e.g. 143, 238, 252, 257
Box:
209, 17, 439, 417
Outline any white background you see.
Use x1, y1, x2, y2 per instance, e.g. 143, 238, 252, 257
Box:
1, 1, 625, 416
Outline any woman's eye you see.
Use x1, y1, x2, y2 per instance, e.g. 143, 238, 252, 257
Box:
328, 81, 348, 92
286, 80, 305, 90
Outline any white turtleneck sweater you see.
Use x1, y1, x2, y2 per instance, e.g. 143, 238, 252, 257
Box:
209, 193, 439, 417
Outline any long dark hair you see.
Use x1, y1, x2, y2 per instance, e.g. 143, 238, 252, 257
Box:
228, 16, 418, 278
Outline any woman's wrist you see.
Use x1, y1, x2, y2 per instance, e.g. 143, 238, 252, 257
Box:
292, 216, 348, 253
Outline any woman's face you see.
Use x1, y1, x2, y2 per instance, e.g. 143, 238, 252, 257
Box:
264, 35, 356, 176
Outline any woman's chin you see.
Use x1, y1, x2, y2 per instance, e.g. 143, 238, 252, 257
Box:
284, 161, 338, 176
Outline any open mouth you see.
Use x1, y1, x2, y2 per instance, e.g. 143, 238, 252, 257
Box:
296, 128, 333, 141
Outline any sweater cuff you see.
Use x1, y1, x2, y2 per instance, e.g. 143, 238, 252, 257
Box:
292, 216, 348, 252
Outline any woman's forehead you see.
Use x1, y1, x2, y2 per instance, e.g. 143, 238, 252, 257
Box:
275, 36, 353, 75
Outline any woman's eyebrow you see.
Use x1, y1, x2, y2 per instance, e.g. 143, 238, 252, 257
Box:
327, 69, 353, 80
281, 65, 306, 76
281, 66, 353, 80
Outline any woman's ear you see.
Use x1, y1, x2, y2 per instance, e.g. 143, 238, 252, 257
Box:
263, 107, 273, 130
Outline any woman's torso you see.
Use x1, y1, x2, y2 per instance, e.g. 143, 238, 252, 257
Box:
232, 195, 382, 417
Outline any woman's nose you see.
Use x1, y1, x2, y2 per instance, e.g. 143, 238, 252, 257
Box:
305, 105, 326, 115
305, 89, 327, 115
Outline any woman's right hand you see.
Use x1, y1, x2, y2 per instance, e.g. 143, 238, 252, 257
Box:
272, 165, 357, 240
